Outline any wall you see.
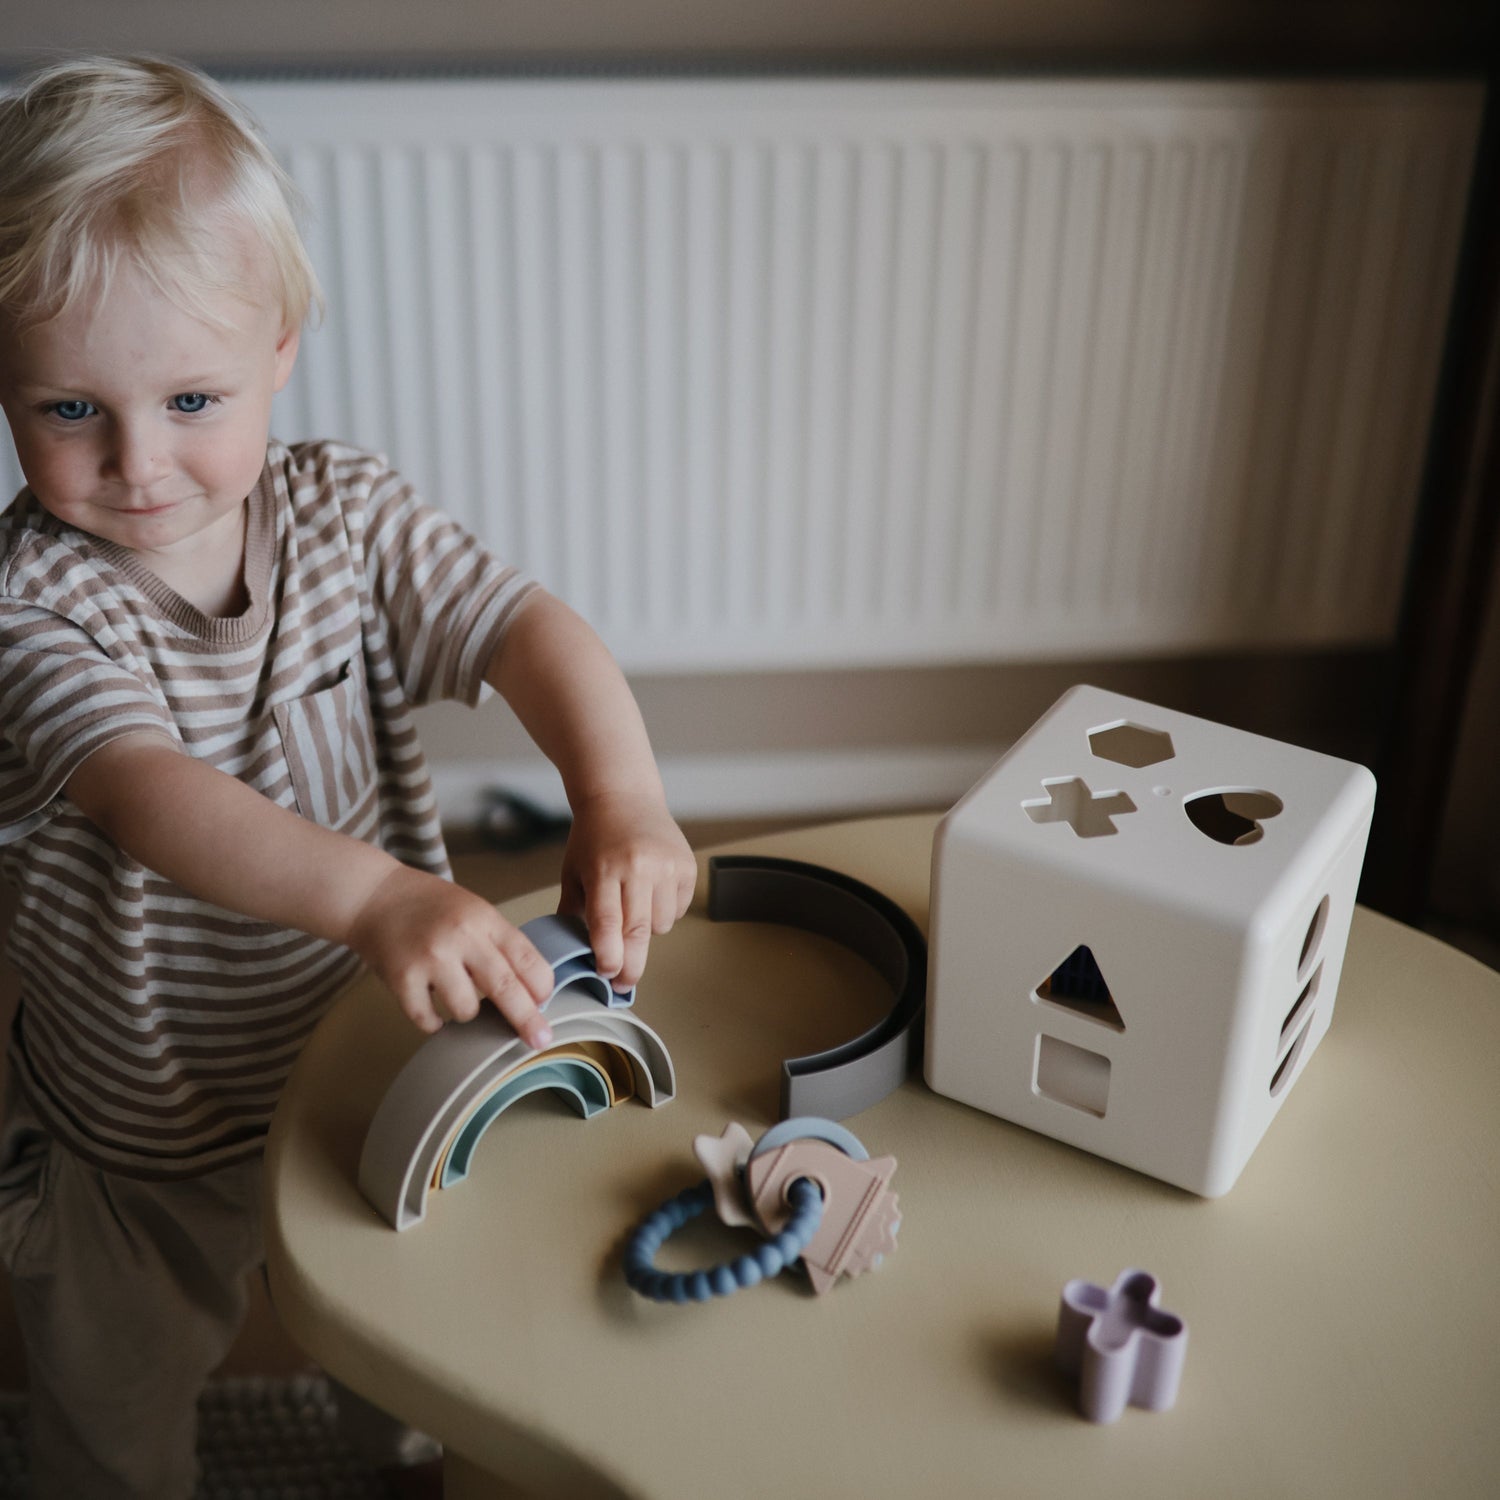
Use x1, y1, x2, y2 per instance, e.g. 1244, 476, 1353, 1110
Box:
1, 1, 1493, 74
414, 650, 1396, 831
1431, 469, 1500, 940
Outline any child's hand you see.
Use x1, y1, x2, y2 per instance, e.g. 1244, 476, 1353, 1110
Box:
346, 864, 557, 1045
558, 791, 697, 993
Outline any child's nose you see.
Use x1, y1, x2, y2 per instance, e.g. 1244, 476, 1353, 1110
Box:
108, 421, 170, 488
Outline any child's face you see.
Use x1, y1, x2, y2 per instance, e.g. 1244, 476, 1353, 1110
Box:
0, 256, 298, 562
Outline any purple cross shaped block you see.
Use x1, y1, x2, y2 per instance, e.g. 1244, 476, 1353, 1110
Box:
1055, 1269, 1187, 1423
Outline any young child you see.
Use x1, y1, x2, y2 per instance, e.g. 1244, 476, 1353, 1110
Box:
0, 54, 697, 1497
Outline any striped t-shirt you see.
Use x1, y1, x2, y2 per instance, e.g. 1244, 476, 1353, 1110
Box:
0, 439, 537, 1178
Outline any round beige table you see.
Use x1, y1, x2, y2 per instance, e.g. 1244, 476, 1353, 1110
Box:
265, 814, 1500, 1499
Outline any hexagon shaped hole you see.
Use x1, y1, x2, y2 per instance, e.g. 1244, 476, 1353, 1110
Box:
1088, 720, 1175, 769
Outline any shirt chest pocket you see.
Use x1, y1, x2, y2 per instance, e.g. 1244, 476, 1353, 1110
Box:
272, 661, 379, 830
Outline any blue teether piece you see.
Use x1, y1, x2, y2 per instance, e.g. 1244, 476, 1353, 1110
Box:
623, 1177, 825, 1303
749, 1116, 870, 1163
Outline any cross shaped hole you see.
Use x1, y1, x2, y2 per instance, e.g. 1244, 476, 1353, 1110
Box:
1023, 778, 1137, 838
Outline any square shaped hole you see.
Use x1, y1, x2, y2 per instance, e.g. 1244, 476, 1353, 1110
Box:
1034, 1034, 1111, 1118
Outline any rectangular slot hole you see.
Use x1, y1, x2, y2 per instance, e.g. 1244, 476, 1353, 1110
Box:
1280, 962, 1323, 1049
1034, 1034, 1111, 1118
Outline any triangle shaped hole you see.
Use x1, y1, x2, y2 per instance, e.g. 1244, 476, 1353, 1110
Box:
1034, 945, 1125, 1031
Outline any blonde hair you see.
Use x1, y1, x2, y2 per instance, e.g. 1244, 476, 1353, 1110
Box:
0, 54, 322, 331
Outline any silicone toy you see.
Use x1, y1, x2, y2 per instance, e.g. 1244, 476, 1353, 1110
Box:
692, 1118, 872, 1230
621, 1178, 825, 1305
743, 1133, 900, 1294
707, 856, 927, 1120
359, 915, 673, 1230
623, 1118, 900, 1302
521, 912, 635, 1010
925, 685, 1376, 1196
1055, 1270, 1187, 1423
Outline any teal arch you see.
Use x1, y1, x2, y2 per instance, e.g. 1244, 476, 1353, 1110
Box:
439, 1058, 613, 1188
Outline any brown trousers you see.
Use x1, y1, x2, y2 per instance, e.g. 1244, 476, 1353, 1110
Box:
0, 1084, 431, 1498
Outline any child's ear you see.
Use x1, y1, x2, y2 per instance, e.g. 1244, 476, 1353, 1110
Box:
273, 325, 301, 392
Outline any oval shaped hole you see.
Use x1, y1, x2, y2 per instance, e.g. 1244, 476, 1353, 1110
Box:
1184, 789, 1283, 847
1298, 895, 1329, 980
1280, 963, 1322, 1048
1270, 1014, 1313, 1097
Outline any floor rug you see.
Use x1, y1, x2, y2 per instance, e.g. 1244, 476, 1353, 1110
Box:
0, 1375, 387, 1498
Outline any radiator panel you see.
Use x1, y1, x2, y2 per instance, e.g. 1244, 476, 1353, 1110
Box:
0, 79, 1480, 670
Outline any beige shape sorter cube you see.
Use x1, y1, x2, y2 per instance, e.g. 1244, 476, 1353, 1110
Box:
924, 684, 1376, 1197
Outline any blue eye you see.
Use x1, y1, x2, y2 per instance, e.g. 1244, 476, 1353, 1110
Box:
172, 393, 212, 414
51, 399, 96, 422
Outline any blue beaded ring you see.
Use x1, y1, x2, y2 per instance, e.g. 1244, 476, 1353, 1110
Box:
622, 1176, 825, 1303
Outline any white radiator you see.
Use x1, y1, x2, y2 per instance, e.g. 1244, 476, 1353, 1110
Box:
1, 78, 1481, 671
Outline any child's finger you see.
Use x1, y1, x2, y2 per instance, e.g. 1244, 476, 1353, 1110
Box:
469, 931, 555, 1049
651, 876, 680, 935
470, 958, 553, 1050
615, 880, 654, 991
430, 959, 482, 1024
556, 869, 586, 919
393, 975, 443, 1035
585, 882, 626, 982
675, 862, 697, 921
494, 923, 559, 1008
651, 860, 696, 933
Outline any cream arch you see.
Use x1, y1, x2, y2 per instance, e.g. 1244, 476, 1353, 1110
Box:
358, 916, 676, 1231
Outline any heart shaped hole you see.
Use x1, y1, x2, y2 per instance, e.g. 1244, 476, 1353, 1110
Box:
1183, 789, 1283, 847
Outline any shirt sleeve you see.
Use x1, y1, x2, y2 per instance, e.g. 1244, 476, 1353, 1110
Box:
362, 467, 540, 707
0, 602, 178, 843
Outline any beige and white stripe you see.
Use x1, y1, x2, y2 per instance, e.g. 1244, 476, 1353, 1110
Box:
0, 439, 536, 1177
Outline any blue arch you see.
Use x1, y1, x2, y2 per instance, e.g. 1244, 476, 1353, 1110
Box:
439, 1057, 613, 1187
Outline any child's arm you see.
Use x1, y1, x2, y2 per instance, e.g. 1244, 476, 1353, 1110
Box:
64, 736, 558, 1045
484, 591, 696, 992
